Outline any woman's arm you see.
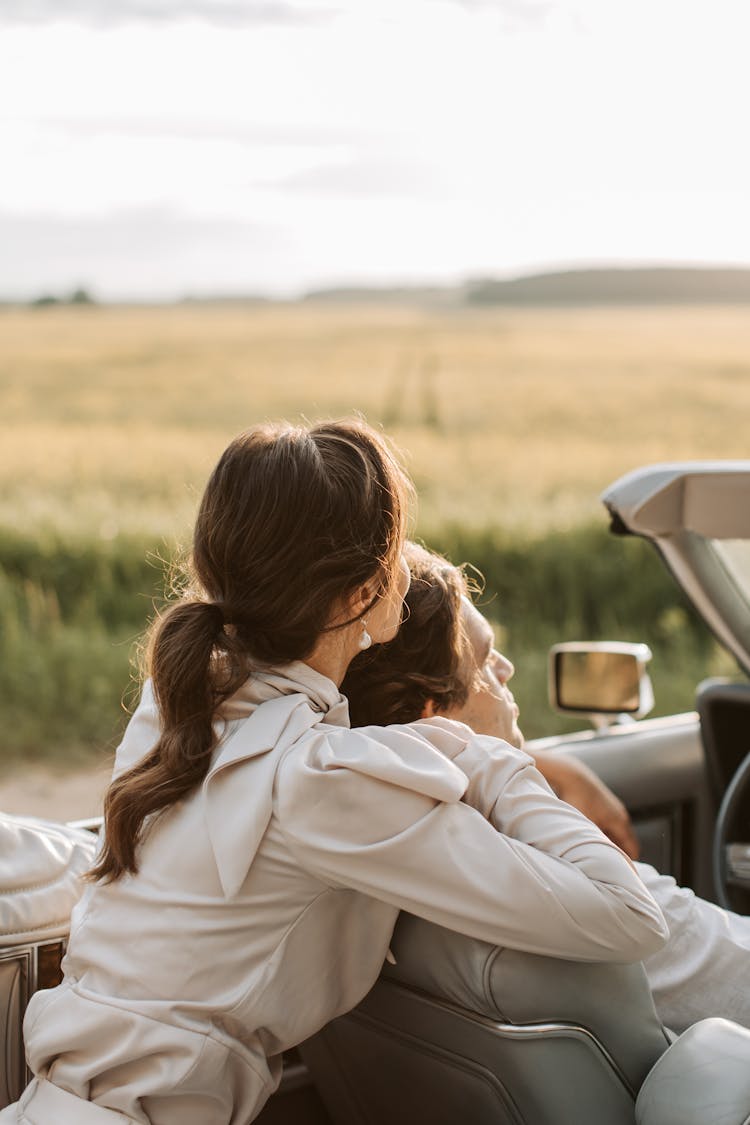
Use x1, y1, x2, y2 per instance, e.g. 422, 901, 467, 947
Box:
276, 722, 667, 963
530, 749, 640, 860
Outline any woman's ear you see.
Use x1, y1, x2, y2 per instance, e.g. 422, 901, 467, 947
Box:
340, 585, 372, 628
353, 578, 379, 615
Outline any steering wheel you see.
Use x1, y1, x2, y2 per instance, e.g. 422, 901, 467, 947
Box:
712, 751, 750, 911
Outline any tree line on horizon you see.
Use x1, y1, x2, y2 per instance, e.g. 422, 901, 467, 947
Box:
304, 266, 750, 307
9, 266, 750, 309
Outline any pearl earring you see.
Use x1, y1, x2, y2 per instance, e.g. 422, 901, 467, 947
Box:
359, 618, 372, 650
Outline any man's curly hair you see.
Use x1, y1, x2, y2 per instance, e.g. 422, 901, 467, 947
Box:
342, 542, 474, 726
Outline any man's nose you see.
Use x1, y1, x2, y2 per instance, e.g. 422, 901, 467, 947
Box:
492, 650, 514, 683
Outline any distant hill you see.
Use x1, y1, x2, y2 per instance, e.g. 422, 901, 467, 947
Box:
11, 267, 750, 309
299, 268, 750, 306
179, 293, 272, 306
464, 267, 750, 305
302, 284, 458, 305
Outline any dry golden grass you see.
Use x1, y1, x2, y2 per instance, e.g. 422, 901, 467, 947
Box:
2, 301, 749, 538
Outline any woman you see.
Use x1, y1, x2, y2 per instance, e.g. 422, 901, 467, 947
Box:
3, 421, 667, 1125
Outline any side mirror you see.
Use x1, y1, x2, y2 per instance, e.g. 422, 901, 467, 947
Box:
549, 642, 654, 729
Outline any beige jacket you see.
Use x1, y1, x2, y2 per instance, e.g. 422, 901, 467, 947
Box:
4, 663, 667, 1124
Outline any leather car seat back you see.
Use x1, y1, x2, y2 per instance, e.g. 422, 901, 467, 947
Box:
302, 912, 672, 1125
384, 914, 672, 1091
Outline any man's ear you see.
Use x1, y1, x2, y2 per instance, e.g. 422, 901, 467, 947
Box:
421, 699, 437, 719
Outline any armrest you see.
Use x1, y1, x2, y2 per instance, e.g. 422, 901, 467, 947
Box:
636, 1018, 750, 1125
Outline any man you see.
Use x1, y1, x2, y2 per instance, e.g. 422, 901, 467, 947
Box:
342, 543, 750, 1032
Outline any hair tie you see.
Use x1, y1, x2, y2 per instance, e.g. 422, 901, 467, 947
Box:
206, 602, 226, 633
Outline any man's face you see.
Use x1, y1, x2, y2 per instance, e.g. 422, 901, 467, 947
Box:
442, 599, 524, 748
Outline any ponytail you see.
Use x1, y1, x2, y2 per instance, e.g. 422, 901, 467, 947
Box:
89, 600, 243, 882
90, 419, 411, 882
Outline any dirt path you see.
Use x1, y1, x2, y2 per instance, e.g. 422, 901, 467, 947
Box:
0, 759, 114, 822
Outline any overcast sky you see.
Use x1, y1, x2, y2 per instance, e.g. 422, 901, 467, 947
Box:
2, 0, 750, 299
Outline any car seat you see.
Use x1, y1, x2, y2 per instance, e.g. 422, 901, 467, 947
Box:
301, 911, 750, 1125
0, 813, 97, 1108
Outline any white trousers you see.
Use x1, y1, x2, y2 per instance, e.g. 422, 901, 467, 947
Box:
639, 862, 750, 1033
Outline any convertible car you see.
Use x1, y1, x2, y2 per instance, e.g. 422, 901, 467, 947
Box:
2, 462, 750, 1124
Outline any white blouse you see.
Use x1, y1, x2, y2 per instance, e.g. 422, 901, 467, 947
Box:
11, 662, 667, 1125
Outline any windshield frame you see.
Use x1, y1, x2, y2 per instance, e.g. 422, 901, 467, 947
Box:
602, 463, 750, 677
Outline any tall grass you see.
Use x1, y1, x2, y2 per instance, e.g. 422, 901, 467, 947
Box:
0, 522, 736, 768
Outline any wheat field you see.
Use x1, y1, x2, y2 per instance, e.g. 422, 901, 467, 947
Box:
3, 301, 749, 541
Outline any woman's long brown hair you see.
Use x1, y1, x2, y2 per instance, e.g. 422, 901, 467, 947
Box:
90, 420, 411, 882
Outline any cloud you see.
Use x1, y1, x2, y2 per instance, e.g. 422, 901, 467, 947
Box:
0, 207, 290, 299
42, 116, 381, 151
278, 153, 447, 200
1, 0, 572, 31
457, 0, 556, 25
0, 0, 336, 28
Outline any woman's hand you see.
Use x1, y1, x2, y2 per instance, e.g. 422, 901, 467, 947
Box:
531, 751, 640, 860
